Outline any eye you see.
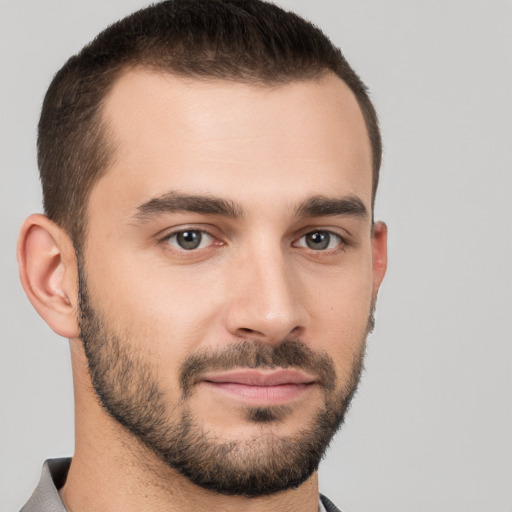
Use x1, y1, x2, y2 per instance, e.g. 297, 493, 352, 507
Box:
165, 230, 214, 250
296, 230, 343, 251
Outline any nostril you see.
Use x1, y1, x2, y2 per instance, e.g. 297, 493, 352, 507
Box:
289, 326, 303, 337
237, 327, 263, 336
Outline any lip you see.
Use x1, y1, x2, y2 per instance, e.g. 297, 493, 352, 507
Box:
200, 369, 318, 405
203, 369, 317, 386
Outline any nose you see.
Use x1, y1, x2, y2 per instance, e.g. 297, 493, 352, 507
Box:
224, 245, 308, 343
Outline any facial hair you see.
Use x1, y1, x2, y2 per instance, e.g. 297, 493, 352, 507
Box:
77, 259, 372, 497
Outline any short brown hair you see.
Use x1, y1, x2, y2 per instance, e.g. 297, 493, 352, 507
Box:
38, 0, 381, 246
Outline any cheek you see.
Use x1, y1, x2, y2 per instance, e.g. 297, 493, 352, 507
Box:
304, 258, 374, 374
83, 246, 226, 371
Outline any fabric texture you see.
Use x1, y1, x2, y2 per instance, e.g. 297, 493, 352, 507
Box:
20, 458, 341, 512
20, 459, 69, 512
320, 493, 342, 512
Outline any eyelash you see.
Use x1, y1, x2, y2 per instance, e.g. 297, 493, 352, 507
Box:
293, 230, 345, 252
160, 228, 220, 252
160, 227, 347, 255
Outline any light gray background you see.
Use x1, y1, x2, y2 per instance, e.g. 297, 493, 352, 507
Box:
1, 1, 511, 511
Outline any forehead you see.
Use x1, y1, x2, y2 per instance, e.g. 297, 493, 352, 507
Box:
92, 70, 372, 216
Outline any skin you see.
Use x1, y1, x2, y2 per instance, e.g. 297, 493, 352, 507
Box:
18, 70, 387, 512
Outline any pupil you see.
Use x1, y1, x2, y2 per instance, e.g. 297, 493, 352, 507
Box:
178, 231, 201, 250
307, 231, 329, 250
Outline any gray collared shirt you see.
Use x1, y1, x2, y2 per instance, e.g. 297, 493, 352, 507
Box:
20, 459, 68, 512
20, 459, 340, 512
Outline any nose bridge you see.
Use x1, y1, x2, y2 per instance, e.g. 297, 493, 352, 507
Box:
226, 241, 306, 341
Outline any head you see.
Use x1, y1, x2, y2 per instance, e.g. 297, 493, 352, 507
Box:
19, 0, 387, 499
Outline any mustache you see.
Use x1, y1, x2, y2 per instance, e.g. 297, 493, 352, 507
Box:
179, 339, 337, 397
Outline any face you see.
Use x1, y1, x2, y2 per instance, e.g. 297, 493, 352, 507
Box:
78, 71, 386, 495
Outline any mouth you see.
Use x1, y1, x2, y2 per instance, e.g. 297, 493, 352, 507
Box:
200, 369, 318, 405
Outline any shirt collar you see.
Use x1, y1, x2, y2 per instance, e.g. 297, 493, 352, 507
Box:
20, 458, 69, 512
22, 458, 336, 512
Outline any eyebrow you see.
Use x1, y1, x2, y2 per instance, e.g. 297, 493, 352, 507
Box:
294, 194, 368, 220
134, 191, 243, 221
133, 191, 368, 223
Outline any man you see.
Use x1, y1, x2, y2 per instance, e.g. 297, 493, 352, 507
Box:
17, 0, 387, 511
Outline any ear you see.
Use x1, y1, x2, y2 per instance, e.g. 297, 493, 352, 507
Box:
371, 221, 388, 297
17, 214, 80, 339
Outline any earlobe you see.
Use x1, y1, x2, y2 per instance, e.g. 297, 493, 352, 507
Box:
17, 214, 80, 339
371, 221, 388, 296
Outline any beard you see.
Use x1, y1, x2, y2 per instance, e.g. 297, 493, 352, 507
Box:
77, 260, 372, 497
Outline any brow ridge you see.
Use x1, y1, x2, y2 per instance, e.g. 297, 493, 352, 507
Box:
294, 194, 368, 219
134, 191, 367, 223
134, 191, 243, 221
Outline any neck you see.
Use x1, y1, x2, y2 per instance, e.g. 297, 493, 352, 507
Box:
62, 340, 320, 512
